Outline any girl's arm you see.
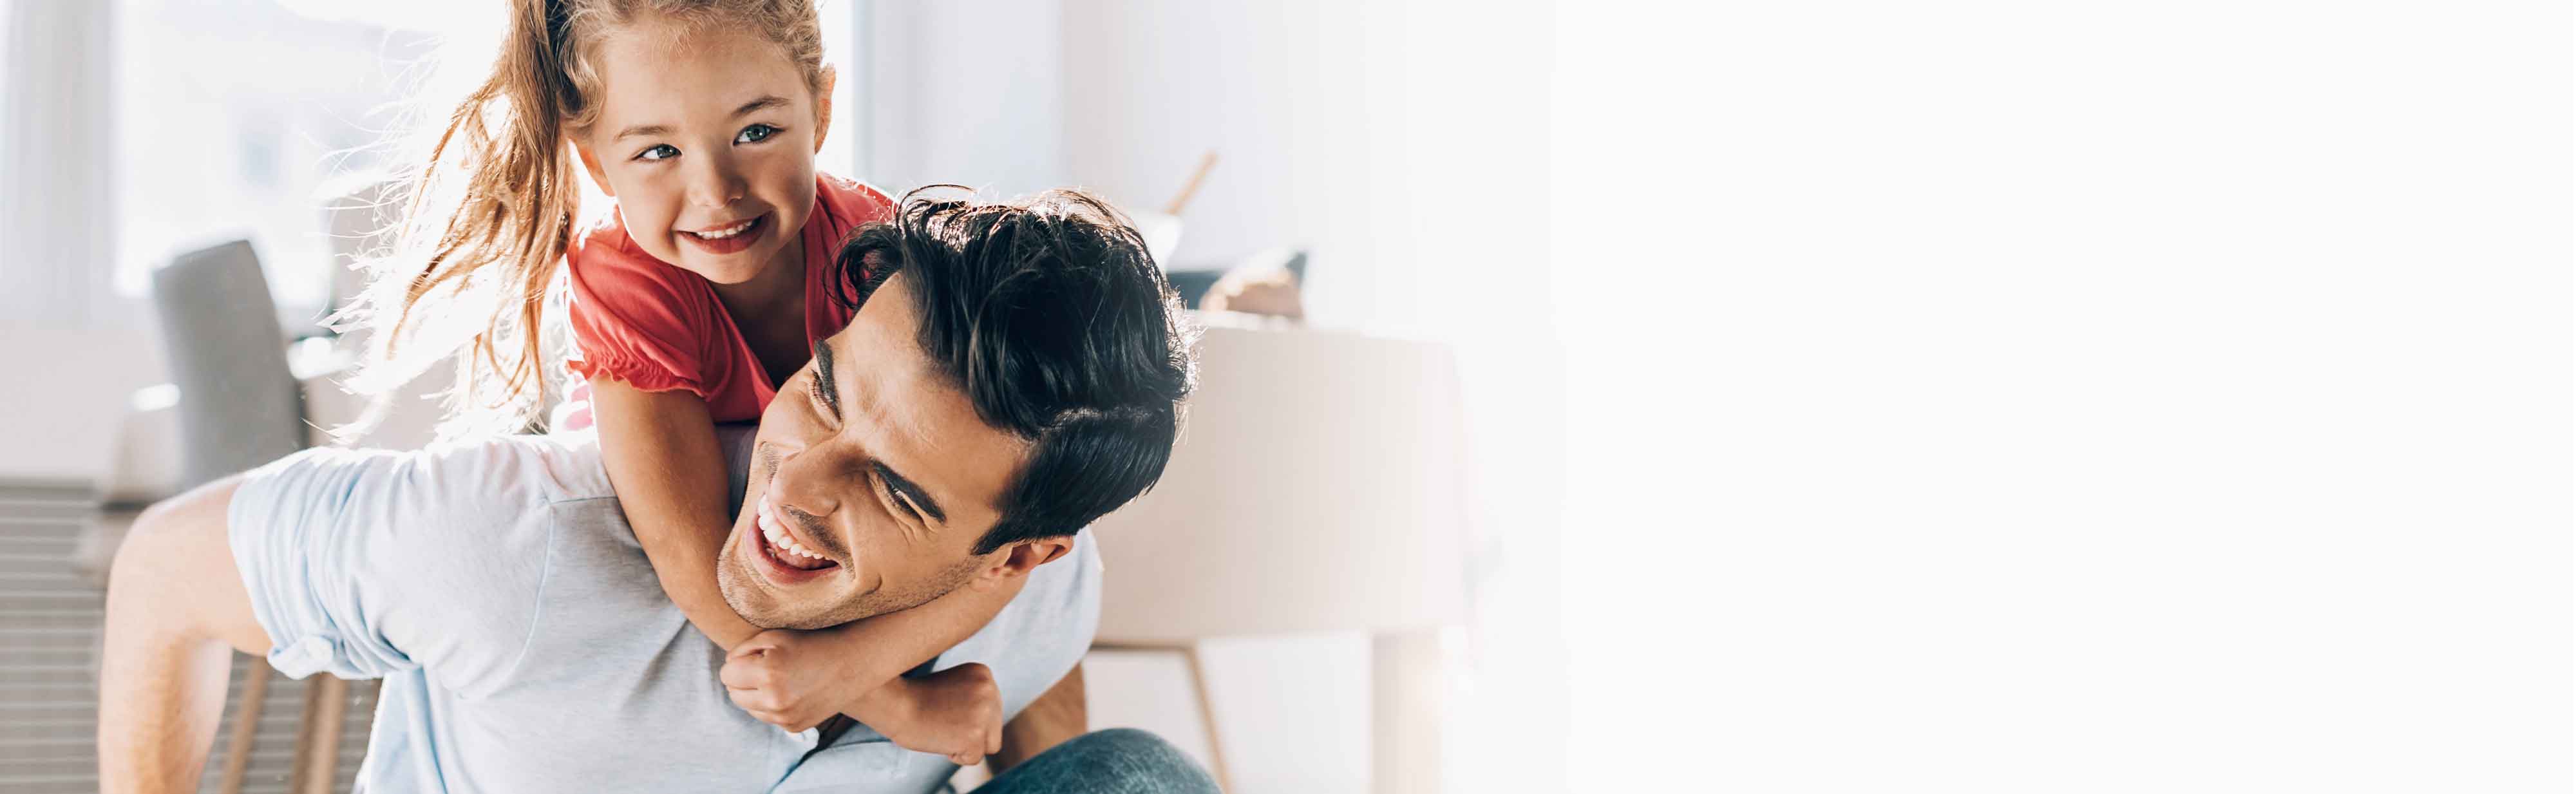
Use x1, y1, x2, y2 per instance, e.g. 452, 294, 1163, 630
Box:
589, 377, 762, 649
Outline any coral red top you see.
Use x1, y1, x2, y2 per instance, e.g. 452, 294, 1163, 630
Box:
559, 174, 893, 428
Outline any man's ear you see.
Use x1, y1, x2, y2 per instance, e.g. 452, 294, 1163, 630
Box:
571, 138, 614, 198
811, 65, 836, 154
974, 536, 1072, 588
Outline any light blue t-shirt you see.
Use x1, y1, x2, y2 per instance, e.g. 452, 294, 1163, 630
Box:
227, 430, 1101, 793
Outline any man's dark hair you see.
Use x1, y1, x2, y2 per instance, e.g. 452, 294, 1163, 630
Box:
831, 186, 1196, 554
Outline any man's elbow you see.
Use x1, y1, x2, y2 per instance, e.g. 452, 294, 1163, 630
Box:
108, 477, 267, 656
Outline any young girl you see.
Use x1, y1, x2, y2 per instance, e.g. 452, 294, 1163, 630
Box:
339, 0, 1015, 763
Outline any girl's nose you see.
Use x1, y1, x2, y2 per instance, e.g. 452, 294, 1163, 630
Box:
686, 161, 745, 210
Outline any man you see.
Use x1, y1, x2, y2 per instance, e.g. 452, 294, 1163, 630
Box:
97, 189, 1215, 793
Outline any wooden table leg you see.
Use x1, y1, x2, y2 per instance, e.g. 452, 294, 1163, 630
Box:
1177, 644, 1235, 793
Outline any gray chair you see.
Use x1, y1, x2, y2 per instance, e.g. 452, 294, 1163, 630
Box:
150, 240, 305, 489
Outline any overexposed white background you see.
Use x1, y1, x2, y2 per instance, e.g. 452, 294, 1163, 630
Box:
1553, 2, 2569, 791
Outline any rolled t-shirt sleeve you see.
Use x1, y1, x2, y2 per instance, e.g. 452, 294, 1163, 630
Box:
565, 243, 718, 399
227, 443, 555, 696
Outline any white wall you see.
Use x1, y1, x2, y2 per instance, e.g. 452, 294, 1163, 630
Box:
855, 0, 1068, 198
1059, 0, 1555, 336
1061, 0, 1404, 327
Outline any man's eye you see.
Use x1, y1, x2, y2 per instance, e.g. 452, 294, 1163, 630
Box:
736, 124, 779, 144
635, 144, 678, 161
884, 480, 922, 522
808, 379, 834, 422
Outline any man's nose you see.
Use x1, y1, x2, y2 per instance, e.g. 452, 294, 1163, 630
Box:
684, 156, 744, 211
765, 442, 846, 520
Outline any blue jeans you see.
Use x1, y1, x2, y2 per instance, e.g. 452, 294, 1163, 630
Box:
976, 728, 1220, 793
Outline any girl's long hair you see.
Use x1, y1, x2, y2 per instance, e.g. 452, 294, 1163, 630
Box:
330, 0, 827, 440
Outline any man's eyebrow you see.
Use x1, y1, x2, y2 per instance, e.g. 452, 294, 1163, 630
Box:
733, 96, 790, 118
612, 123, 670, 141
872, 461, 947, 524
810, 341, 842, 417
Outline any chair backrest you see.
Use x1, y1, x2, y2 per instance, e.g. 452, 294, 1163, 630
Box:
1090, 325, 1472, 642
151, 240, 305, 489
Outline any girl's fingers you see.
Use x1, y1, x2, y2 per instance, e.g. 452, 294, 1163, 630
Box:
726, 687, 785, 715
719, 659, 764, 688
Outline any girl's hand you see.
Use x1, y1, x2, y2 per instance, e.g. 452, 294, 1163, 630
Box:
861, 664, 1005, 766
720, 628, 864, 732
720, 630, 1004, 764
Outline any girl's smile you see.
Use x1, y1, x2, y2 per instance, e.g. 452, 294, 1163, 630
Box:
680, 213, 770, 255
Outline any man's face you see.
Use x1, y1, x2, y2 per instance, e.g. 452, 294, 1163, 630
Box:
714, 274, 1034, 629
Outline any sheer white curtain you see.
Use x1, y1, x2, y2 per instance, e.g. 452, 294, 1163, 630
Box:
1, 0, 115, 328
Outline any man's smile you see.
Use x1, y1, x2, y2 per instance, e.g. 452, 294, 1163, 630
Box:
746, 478, 842, 584
756, 495, 835, 569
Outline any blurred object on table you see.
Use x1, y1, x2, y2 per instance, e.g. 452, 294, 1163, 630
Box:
1128, 150, 1220, 276
1168, 248, 1307, 320
1194, 249, 1307, 320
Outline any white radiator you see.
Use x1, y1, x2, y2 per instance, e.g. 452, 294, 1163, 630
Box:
0, 486, 375, 794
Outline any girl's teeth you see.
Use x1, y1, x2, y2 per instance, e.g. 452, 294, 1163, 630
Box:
696, 218, 755, 239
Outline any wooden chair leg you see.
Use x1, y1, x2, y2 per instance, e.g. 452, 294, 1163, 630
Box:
289, 674, 350, 794
216, 655, 270, 794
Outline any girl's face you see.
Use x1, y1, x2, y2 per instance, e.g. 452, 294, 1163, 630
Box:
574, 18, 831, 286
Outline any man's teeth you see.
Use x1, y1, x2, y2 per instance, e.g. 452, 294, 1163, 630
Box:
694, 218, 756, 239
758, 509, 829, 562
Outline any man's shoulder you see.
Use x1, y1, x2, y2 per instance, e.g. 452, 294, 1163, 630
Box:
385, 426, 755, 540
227, 432, 628, 692
402, 431, 620, 505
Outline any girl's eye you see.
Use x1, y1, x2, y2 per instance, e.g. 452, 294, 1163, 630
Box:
736, 124, 779, 144
636, 144, 678, 162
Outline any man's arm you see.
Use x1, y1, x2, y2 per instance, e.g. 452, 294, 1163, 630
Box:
990, 663, 1088, 772
97, 477, 274, 794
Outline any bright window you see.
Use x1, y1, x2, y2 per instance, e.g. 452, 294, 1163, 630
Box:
111, 0, 433, 323
111, 0, 858, 326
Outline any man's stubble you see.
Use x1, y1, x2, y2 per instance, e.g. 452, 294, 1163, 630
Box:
719, 549, 985, 631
